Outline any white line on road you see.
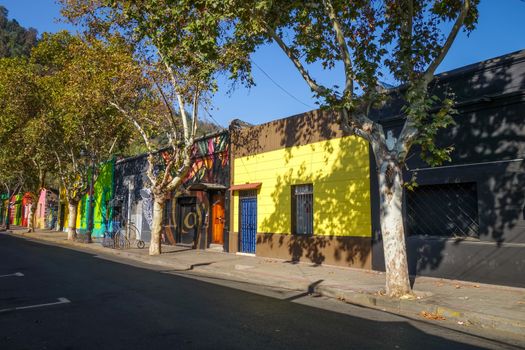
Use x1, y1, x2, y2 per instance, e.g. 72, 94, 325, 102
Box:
0, 297, 71, 313
0, 272, 24, 278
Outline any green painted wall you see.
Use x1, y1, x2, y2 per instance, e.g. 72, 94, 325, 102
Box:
79, 159, 115, 237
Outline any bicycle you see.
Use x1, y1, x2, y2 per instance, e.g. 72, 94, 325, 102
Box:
102, 220, 126, 249
122, 220, 145, 249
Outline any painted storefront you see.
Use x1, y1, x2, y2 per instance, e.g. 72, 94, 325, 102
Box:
163, 131, 230, 250
57, 160, 115, 237
230, 111, 372, 268
9, 194, 23, 226
371, 49, 525, 287
113, 153, 152, 243
35, 188, 59, 230
77, 159, 115, 237
0, 194, 7, 226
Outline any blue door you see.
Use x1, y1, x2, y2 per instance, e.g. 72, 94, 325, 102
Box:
240, 196, 257, 254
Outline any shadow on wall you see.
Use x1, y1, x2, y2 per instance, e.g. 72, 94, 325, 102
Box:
235, 110, 372, 267
372, 51, 525, 283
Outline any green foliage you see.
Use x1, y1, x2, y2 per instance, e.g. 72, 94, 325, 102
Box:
402, 85, 457, 166
29, 32, 136, 200
0, 6, 38, 58
0, 57, 45, 194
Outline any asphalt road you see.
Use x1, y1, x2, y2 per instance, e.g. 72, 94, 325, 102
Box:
0, 233, 520, 350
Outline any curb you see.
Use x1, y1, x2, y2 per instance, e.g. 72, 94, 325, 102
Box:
316, 284, 525, 340
8, 231, 525, 341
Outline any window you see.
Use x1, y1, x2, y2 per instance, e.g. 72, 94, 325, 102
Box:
406, 182, 479, 237
292, 184, 313, 235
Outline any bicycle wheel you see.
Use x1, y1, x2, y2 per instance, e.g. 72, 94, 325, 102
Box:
114, 232, 122, 249
137, 240, 145, 249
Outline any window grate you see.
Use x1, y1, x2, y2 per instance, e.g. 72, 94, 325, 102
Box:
406, 182, 479, 238
292, 184, 313, 235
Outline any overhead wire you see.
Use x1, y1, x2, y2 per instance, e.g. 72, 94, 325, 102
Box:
252, 60, 314, 109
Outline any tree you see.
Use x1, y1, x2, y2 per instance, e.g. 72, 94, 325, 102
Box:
31, 31, 133, 241
218, 0, 479, 297
0, 56, 46, 231
60, 0, 231, 255
0, 6, 38, 58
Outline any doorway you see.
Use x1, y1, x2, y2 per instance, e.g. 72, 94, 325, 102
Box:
239, 191, 257, 254
211, 193, 225, 245
177, 197, 198, 245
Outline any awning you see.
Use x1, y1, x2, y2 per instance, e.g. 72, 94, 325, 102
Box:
187, 183, 228, 191
229, 183, 262, 191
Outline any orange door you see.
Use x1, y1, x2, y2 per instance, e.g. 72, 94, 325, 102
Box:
211, 194, 225, 244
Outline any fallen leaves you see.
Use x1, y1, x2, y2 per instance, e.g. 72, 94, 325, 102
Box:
420, 311, 446, 321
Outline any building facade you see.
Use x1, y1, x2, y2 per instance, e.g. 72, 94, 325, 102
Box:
229, 111, 372, 268
371, 49, 525, 287
113, 153, 152, 242
35, 188, 58, 230
163, 131, 230, 251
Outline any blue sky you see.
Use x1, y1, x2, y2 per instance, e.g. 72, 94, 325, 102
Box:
2, 0, 524, 127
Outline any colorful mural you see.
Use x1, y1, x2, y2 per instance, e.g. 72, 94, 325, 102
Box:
113, 153, 152, 242
0, 193, 8, 226
36, 189, 59, 229
163, 131, 230, 248
185, 132, 229, 185
21, 192, 32, 227
76, 159, 115, 238
9, 194, 23, 226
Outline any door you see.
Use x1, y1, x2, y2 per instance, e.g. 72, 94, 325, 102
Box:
211, 194, 225, 244
240, 194, 257, 254
177, 197, 197, 245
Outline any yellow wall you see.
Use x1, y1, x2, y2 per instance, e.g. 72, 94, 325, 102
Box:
233, 135, 371, 237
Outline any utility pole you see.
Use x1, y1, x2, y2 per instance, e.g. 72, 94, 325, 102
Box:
87, 156, 95, 243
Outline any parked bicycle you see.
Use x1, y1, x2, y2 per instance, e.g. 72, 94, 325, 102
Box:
102, 219, 144, 249
122, 220, 145, 249
102, 220, 128, 249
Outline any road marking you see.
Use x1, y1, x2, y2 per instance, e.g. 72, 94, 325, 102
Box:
0, 297, 71, 313
0, 272, 24, 278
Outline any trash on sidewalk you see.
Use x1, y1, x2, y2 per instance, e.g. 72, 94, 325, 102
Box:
420, 311, 446, 321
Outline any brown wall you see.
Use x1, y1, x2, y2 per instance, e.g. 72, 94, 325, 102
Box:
231, 109, 349, 158
228, 231, 371, 269
255, 233, 371, 268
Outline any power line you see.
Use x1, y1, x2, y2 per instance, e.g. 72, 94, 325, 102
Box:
252, 60, 314, 109
199, 103, 224, 127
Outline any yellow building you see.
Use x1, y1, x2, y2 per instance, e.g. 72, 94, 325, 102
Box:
229, 110, 372, 268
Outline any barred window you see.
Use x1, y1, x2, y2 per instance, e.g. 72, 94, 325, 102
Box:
292, 184, 313, 235
406, 182, 479, 237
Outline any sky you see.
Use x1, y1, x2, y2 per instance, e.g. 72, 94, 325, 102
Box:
2, 0, 524, 127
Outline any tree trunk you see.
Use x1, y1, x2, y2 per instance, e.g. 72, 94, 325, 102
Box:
149, 196, 166, 256
378, 159, 412, 297
5, 200, 10, 230
67, 200, 78, 240
26, 202, 36, 233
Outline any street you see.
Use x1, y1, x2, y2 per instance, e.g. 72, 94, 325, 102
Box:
0, 234, 520, 350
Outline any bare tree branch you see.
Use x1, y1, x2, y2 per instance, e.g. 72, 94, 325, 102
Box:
424, 0, 470, 82
156, 50, 191, 145
54, 151, 70, 200
152, 75, 179, 132
191, 90, 199, 140
323, 0, 354, 97
264, 24, 331, 97
175, 92, 190, 144
110, 101, 153, 153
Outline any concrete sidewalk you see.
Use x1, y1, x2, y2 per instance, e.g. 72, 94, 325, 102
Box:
5, 227, 525, 342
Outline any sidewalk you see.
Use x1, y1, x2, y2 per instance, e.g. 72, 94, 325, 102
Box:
5, 227, 525, 341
